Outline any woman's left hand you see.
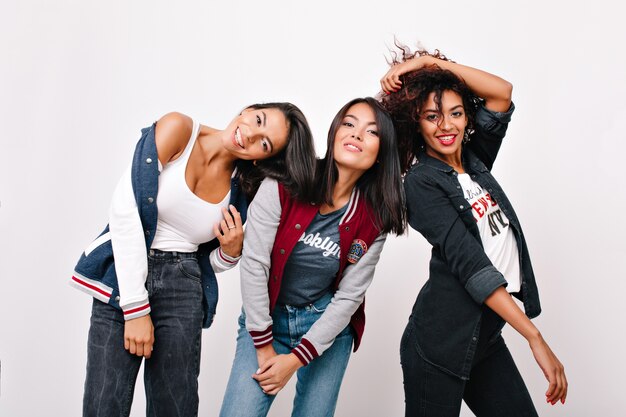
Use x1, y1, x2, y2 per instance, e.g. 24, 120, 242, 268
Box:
380, 55, 435, 94
213, 204, 244, 257
252, 353, 303, 395
529, 335, 568, 405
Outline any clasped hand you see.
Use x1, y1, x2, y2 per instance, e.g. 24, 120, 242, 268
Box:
253, 345, 303, 395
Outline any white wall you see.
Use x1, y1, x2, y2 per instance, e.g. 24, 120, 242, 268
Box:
1, 1, 624, 416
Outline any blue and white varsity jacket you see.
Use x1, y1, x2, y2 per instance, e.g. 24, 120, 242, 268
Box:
70, 123, 248, 328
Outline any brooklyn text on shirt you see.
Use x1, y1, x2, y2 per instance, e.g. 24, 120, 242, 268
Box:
297, 232, 340, 258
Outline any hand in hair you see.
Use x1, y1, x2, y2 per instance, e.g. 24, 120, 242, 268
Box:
381, 47, 512, 112
380, 55, 436, 94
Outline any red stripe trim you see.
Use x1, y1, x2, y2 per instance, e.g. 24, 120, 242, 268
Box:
218, 248, 236, 264
345, 190, 359, 222
253, 337, 273, 349
72, 276, 112, 298
299, 338, 318, 359
295, 345, 313, 362
341, 189, 358, 224
249, 326, 272, 338
123, 303, 150, 315
292, 348, 308, 365
252, 334, 273, 346
250, 332, 272, 343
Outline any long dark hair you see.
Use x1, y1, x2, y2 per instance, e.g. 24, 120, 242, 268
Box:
380, 46, 480, 173
235, 102, 317, 202
316, 97, 406, 235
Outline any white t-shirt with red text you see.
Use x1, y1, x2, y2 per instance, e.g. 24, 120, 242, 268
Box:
457, 173, 521, 293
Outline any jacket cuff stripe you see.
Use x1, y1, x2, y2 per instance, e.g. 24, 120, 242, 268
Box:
292, 338, 318, 365
123, 302, 151, 316
252, 335, 274, 348
212, 251, 230, 269
250, 326, 273, 347
71, 275, 112, 298
218, 248, 238, 264
123, 306, 151, 321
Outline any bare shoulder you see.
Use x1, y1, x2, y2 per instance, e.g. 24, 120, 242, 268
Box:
155, 112, 193, 164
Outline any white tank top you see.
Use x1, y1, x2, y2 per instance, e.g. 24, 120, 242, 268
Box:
150, 120, 231, 252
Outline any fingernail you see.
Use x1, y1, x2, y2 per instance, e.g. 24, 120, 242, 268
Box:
256, 368, 261, 374
385, 91, 390, 95
561, 399, 565, 404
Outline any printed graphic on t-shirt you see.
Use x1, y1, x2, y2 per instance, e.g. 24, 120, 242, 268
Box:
278, 207, 346, 306
297, 231, 340, 258
457, 173, 521, 293
460, 178, 508, 237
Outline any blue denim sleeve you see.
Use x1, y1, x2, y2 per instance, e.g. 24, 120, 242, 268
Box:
468, 102, 515, 170
404, 170, 507, 304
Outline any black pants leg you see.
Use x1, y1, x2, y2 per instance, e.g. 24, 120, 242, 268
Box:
401, 318, 538, 417
463, 337, 538, 417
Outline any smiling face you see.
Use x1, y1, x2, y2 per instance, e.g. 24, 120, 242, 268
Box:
222, 107, 289, 161
332, 102, 380, 175
418, 90, 468, 164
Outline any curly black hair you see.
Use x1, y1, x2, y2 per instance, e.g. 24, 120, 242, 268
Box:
380, 44, 481, 174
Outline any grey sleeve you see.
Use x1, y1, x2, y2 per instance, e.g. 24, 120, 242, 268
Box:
298, 234, 387, 360
240, 178, 282, 338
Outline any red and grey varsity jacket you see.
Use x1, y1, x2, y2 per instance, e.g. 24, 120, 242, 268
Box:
240, 179, 385, 366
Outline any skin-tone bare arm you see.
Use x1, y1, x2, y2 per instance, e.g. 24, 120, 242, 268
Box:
124, 113, 243, 358
380, 55, 513, 112
484, 287, 568, 405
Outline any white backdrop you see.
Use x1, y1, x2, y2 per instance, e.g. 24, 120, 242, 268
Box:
1, 1, 625, 416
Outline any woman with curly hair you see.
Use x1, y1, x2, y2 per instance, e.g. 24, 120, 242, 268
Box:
380, 49, 568, 416
71, 102, 316, 417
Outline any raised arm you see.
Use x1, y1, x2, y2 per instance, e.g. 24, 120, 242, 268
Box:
380, 54, 512, 112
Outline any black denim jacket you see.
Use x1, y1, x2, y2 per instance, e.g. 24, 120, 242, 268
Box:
403, 103, 541, 380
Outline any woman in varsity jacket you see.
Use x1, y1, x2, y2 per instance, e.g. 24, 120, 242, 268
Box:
70, 103, 316, 417
220, 97, 406, 417
380, 49, 568, 416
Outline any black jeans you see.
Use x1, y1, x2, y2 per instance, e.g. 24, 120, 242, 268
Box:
83, 250, 204, 417
400, 311, 538, 417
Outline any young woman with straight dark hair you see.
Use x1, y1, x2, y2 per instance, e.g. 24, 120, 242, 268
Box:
71, 102, 316, 417
220, 97, 406, 417
380, 48, 568, 416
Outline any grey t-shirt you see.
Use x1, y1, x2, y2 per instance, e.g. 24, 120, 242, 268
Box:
277, 204, 348, 306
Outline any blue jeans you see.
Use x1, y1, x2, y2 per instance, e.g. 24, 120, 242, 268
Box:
400, 310, 538, 417
83, 250, 204, 417
220, 292, 354, 417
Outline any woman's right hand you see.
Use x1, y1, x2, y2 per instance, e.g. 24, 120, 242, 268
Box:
124, 314, 155, 358
380, 55, 435, 94
255, 344, 278, 370
529, 335, 568, 405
